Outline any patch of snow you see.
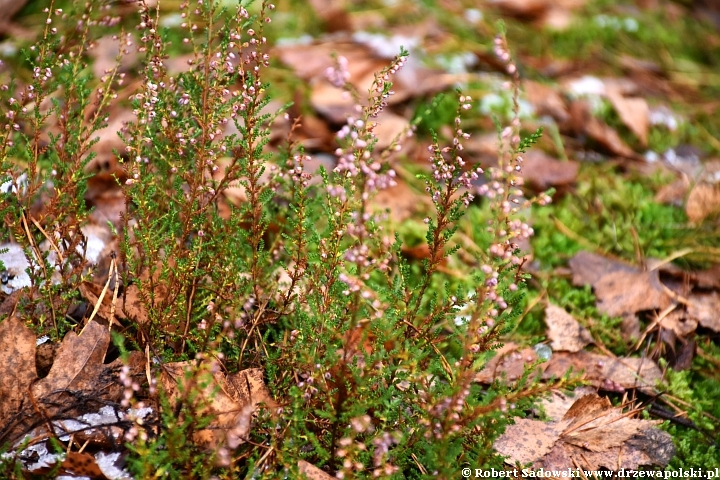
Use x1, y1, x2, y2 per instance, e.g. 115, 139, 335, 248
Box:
566, 75, 605, 97
275, 34, 313, 47
644, 151, 660, 163
352, 31, 420, 59
464, 9, 483, 24
649, 106, 680, 131
0, 243, 32, 294
96, 452, 133, 480
435, 52, 477, 74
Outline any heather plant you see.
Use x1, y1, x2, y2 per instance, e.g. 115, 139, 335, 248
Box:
0, 1, 561, 478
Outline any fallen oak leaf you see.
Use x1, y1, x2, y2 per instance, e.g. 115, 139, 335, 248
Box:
160, 361, 276, 450
32, 320, 109, 401
0, 319, 145, 446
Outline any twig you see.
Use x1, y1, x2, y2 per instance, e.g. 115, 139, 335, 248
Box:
85, 256, 115, 328
21, 211, 57, 333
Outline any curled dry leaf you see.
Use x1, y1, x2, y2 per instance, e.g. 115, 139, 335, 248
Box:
686, 183, 720, 223
160, 362, 276, 450
659, 309, 698, 337
494, 393, 674, 470
566, 100, 638, 159
605, 85, 650, 146
544, 304, 593, 352
536, 386, 596, 422
687, 291, 720, 332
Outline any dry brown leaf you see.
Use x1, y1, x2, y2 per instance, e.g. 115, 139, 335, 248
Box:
545, 304, 593, 352
372, 110, 410, 150
606, 86, 650, 146
278, 38, 455, 123
371, 181, 427, 223
60, 452, 106, 479
89, 35, 139, 80
32, 321, 110, 400
655, 177, 689, 206
79, 281, 150, 325
567, 100, 638, 158
485, 0, 587, 25
0, 0, 27, 24
686, 291, 720, 331
28, 451, 107, 478
520, 150, 579, 192
400, 243, 433, 261
475, 342, 519, 383
568, 251, 671, 317
0, 319, 144, 445
659, 309, 698, 337
686, 183, 720, 223
536, 386, 596, 422
306, 0, 351, 32
538, 428, 674, 471
299, 460, 335, 479
592, 269, 671, 317
495, 393, 674, 470
524, 80, 570, 124
0, 317, 37, 422
562, 396, 650, 452
475, 343, 546, 384
120, 284, 152, 324
543, 351, 662, 393
161, 362, 275, 449
494, 417, 570, 465
686, 263, 720, 290
620, 313, 641, 342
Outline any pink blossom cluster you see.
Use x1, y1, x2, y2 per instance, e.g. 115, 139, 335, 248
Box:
419, 386, 471, 440
325, 55, 350, 88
